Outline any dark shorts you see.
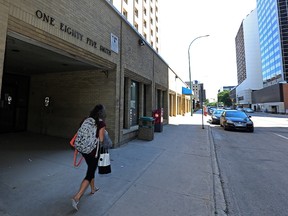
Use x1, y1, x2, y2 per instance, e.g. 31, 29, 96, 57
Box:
82, 147, 99, 182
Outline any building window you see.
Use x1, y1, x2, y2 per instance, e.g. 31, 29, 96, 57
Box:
150, 7, 153, 13
144, 8, 146, 15
134, 23, 138, 30
150, 18, 153, 25
135, 8, 138, 17
124, 0, 128, 4
130, 81, 139, 126
144, 20, 147, 28
144, 33, 147, 39
123, 9, 128, 18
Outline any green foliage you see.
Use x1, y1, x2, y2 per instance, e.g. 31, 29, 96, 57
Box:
218, 90, 232, 107
207, 101, 217, 107
204, 99, 210, 105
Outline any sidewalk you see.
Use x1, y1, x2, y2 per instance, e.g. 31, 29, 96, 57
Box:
0, 112, 226, 216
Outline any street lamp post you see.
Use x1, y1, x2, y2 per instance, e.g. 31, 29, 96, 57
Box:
188, 34, 209, 116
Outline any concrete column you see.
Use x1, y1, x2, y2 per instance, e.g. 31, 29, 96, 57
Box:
0, 2, 8, 97
169, 94, 173, 116
173, 94, 176, 116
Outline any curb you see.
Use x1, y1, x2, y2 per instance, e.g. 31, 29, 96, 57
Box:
208, 125, 228, 216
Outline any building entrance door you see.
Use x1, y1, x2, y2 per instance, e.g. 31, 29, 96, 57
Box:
0, 73, 30, 133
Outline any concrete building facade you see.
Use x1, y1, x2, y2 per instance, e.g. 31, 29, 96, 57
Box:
0, 0, 180, 146
235, 9, 262, 107
169, 70, 191, 116
107, 0, 159, 52
234, 1, 288, 113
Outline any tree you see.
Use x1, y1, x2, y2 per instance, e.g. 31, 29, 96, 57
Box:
218, 90, 232, 107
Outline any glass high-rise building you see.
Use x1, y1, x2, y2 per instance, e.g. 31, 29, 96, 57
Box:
257, 0, 288, 87
234, 1, 288, 113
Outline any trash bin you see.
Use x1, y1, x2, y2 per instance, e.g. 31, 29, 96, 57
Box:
138, 117, 155, 141
152, 108, 163, 132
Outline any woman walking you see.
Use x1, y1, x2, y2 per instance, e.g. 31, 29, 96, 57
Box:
72, 104, 107, 211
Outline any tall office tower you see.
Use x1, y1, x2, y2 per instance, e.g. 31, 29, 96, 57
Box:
257, 0, 288, 87
107, 0, 159, 52
235, 9, 262, 106
235, 22, 246, 85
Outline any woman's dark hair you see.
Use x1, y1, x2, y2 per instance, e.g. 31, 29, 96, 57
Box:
89, 104, 106, 124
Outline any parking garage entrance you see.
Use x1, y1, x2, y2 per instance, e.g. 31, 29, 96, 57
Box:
0, 34, 110, 134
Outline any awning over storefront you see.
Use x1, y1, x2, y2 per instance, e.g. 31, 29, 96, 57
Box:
182, 87, 192, 95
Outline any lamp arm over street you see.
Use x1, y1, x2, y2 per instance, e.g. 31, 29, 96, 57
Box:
188, 34, 210, 116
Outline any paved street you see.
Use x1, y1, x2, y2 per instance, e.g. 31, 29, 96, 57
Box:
0, 112, 225, 216
210, 112, 288, 216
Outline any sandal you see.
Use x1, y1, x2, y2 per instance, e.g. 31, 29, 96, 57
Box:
90, 187, 100, 194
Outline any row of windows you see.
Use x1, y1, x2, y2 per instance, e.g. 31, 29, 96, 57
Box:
124, 0, 158, 4
123, 7, 159, 32
257, 0, 284, 85
121, 0, 159, 51
135, 8, 158, 25
136, 6, 158, 17
263, 68, 282, 81
124, 0, 158, 15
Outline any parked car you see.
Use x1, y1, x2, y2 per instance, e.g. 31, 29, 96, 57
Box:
208, 107, 217, 115
209, 109, 224, 124
243, 107, 254, 113
220, 110, 254, 132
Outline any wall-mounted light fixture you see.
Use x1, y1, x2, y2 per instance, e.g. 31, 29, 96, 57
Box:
138, 39, 145, 46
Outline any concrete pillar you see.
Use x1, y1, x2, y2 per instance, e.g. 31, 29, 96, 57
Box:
0, 2, 8, 97
173, 94, 177, 116
169, 94, 173, 116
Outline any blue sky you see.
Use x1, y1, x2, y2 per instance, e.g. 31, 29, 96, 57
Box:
158, 0, 256, 100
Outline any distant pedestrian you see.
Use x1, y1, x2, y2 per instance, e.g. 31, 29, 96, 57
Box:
72, 104, 107, 211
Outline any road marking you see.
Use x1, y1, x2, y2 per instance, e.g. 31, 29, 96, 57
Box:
274, 133, 288, 140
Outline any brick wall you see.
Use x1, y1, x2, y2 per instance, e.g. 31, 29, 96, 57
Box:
1, 0, 170, 145
28, 70, 117, 138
